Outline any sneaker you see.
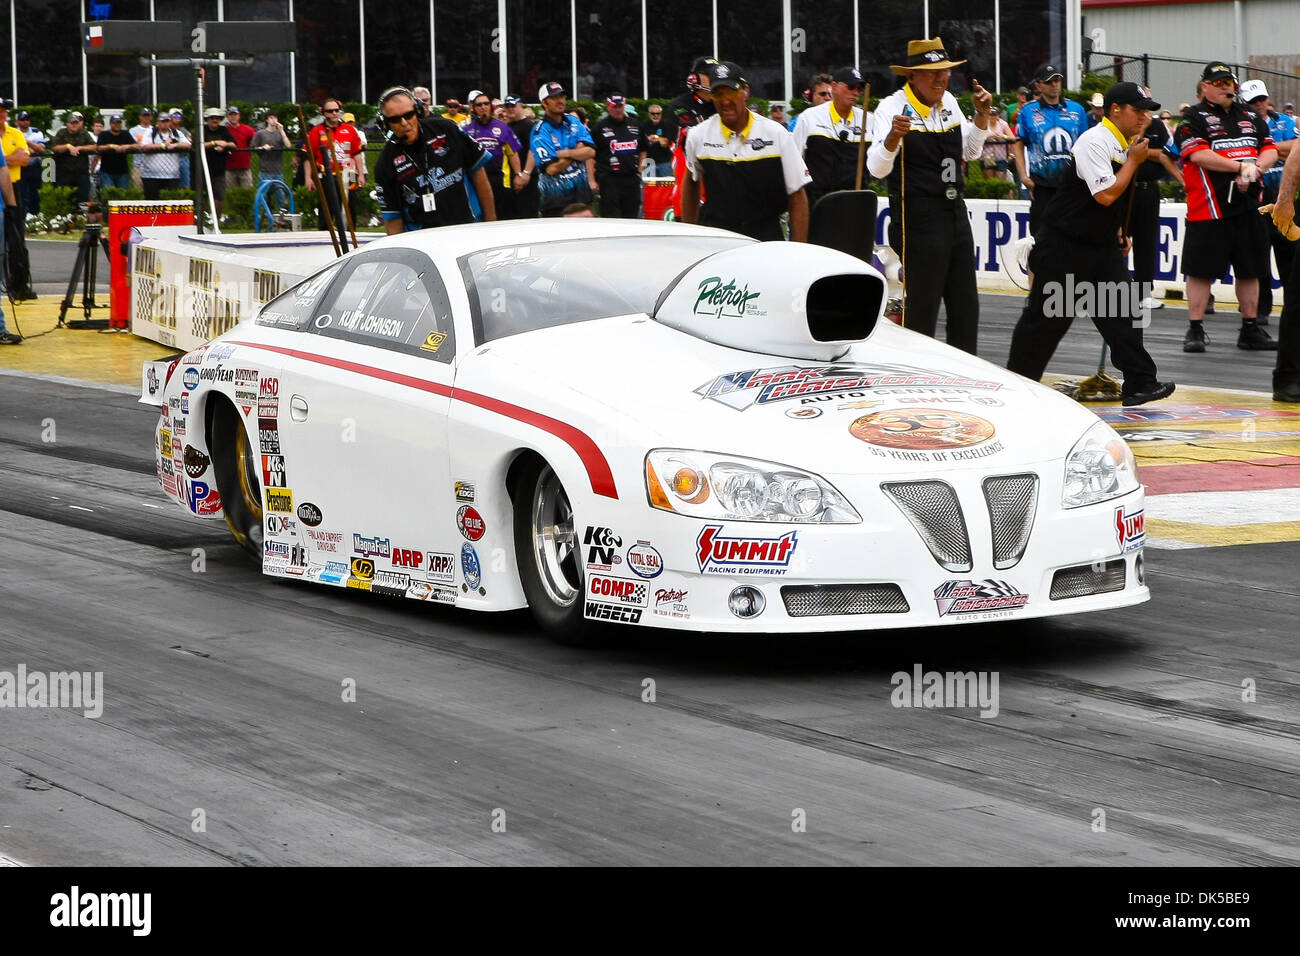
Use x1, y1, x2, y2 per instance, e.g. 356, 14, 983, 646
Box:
1274, 381, 1300, 403
0, 331, 23, 345
1122, 381, 1176, 406
1138, 296, 1163, 310
1237, 322, 1278, 350
1183, 322, 1209, 352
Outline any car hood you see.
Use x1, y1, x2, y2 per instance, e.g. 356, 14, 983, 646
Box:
454, 315, 1104, 477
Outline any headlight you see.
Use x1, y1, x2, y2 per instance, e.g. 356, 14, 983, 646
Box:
1062, 421, 1139, 508
645, 449, 859, 523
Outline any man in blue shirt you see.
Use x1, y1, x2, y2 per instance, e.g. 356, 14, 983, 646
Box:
531, 82, 595, 217
1242, 79, 1297, 323
1013, 63, 1090, 236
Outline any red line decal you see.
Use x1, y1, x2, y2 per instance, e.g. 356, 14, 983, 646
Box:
227, 340, 618, 498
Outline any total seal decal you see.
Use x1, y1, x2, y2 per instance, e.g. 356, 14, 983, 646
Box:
933, 579, 1029, 618
457, 505, 486, 541
696, 525, 798, 575
695, 362, 1003, 410
1115, 504, 1145, 554
461, 543, 482, 591
625, 541, 663, 579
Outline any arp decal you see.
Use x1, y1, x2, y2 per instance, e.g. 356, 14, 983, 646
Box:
695, 362, 1003, 410
849, 410, 996, 450
297, 502, 323, 526
933, 579, 1029, 617
182, 446, 211, 479
696, 525, 797, 575
262, 454, 288, 488
457, 505, 486, 541
587, 575, 648, 607
1115, 505, 1145, 554
625, 541, 663, 579
265, 487, 293, 513
461, 543, 482, 591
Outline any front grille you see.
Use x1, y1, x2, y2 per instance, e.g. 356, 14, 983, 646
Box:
983, 473, 1039, 570
881, 481, 972, 572
1050, 560, 1126, 600
781, 584, 910, 617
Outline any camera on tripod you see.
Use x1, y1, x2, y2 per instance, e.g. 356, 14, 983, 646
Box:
76, 201, 105, 222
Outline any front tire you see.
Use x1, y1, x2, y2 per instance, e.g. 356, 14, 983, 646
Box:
211, 402, 263, 562
513, 459, 596, 643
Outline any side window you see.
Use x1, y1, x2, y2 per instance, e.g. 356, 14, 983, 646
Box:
255, 263, 341, 331
308, 251, 456, 362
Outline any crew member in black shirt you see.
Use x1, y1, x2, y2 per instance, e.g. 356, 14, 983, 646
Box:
1129, 115, 1184, 310
1007, 83, 1175, 407
375, 87, 493, 233
644, 103, 673, 176
663, 56, 717, 153
197, 107, 236, 217
591, 93, 648, 218
504, 95, 538, 218
793, 66, 870, 208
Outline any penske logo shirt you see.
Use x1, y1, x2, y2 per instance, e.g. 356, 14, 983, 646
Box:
792, 100, 871, 192
1175, 101, 1274, 220
684, 111, 811, 241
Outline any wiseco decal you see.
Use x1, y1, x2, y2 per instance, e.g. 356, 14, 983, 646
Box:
224, 340, 618, 498
695, 525, 798, 574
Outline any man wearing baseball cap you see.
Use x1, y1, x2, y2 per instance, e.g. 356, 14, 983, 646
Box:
682, 61, 811, 241
50, 110, 98, 201
590, 93, 648, 218
530, 82, 596, 216
1240, 79, 1297, 325
464, 90, 524, 219
1013, 64, 1089, 236
1008, 82, 1175, 407
96, 113, 136, 191
503, 95, 540, 218
792, 66, 871, 209
223, 106, 255, 190
1175, 62, 1280, 352
0, 96, 35, 301
867, 37, 994, 352
129, 107, 153, 190
14, 110, 45, 213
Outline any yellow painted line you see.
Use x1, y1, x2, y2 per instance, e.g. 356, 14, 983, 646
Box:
0, 300, 178, 386
1145, 518, 1300, 547
1136, 442, 1300, 463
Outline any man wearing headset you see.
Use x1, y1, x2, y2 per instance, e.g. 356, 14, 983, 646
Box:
375, 87, 495, 234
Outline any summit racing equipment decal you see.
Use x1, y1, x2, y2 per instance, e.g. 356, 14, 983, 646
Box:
933, 579, 1029, 617
696, 525, 797, 575
1115, 505, 1145, 553
695, 363, 1003, 410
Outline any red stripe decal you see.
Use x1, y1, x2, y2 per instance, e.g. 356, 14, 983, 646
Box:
227, 340, 618, 498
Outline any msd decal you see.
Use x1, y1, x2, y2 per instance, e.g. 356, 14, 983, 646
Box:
933, 580, 1029, 617
258, 377, 280, 418
1115, 505, 1145, 553
696, 526, 798, 574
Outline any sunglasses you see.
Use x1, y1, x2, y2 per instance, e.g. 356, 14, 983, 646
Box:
384, 109, 418, 126
323, 107, 341, 113
473, 100, 491, 107
1208, 78, 1236, 89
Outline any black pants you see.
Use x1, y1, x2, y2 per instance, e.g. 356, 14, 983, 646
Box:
511, 182, 539, 219
490, 180, 515, 221
1275, 232, 1300, 389
142, 177, 178, 200
1129, 181, 1162, 286
888, 195, 979, 354
596, 173, 641, 219
1029, 183, 1058, 236
20, 162, 41, 213
1258, 205, 1295, 319
1008, 228, 1159, 395
4, 190, 34, 297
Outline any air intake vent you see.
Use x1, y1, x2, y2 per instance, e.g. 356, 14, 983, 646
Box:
983, 473, 1039, 570
781, 584, 910, 617
881, 481, 972, 572
1050, 560, 1126, 600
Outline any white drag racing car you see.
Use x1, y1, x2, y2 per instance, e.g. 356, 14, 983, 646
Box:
141, 218, 1149, 638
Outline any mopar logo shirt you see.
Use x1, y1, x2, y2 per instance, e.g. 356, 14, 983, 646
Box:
376, 116, 488, 230
1016, 98, 1089, 186
531, 113, 596, 209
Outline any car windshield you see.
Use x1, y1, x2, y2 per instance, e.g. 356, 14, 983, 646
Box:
461, 235, 749, 344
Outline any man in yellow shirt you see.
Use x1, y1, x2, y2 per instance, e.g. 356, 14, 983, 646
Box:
0, 97, 35, 300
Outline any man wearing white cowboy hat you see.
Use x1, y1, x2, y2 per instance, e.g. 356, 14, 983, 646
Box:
867, 37, 994, 353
